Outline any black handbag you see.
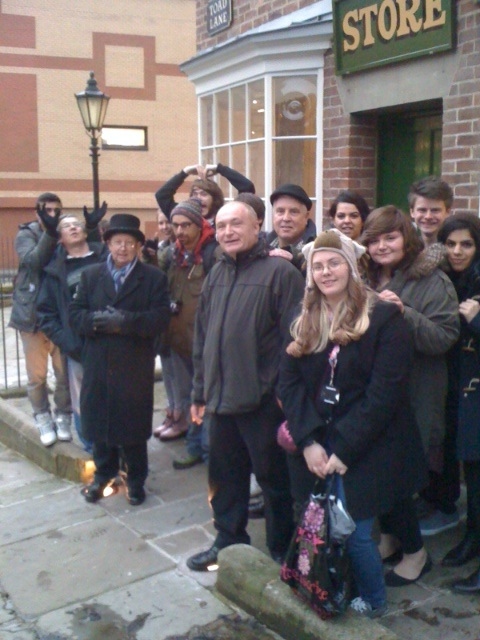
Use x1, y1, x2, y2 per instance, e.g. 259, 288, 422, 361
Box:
280, 474, 355, 619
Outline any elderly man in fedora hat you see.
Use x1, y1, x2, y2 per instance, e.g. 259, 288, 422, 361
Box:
70, 213, 170, 506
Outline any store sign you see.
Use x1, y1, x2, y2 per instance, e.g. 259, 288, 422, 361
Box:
207, 0, 232, 36
333, 0, 455, 75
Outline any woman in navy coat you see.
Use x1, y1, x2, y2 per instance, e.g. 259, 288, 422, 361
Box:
278, 230, 428, 618
438, 213, 480, 593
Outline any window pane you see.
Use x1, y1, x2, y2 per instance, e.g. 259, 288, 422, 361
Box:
217, 146, 230, 195
273, 76, 317, 137
215, 91, 229, 145
248, 141, 264, 197
200, 96, 213, 147
101, 126, 147, 150
231, 86, 246, 142
201, 149, 214, 165
232, 144, 246, 181
248, 80, 264, 140
273, 139, 315, 193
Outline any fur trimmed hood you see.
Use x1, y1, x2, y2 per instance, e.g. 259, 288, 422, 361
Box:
400, 242, 447, 281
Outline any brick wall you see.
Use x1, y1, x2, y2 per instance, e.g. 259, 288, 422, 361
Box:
323, 0, 480, 217
322, 50, 377, 218
197, 0, 317, 51
442, 0, 480, 215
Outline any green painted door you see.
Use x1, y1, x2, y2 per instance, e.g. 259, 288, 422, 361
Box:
377, 113, 442, 212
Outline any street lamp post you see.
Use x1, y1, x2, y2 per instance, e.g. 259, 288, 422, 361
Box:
75, 72, 110, 210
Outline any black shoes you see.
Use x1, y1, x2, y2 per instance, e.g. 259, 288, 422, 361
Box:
442, 532, 480, 567
452, 565, 480, 594
82, 480, 145, 506
127, 486, 146, 506
81, 481, 108, 503
385, 554, 433, 587
187, 545, 221, 571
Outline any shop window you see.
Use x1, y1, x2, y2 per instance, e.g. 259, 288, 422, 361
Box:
101, 126, 148, 150
199, 75, 317, 204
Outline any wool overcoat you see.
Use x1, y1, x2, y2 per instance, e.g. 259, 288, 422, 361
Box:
69, 260, 170, 445
278, 300, 428, 521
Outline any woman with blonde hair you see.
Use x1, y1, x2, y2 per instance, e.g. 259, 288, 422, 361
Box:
279, 229, 428, 618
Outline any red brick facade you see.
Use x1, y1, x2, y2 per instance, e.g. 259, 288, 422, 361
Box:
442, 0, 480, 215
197, 0, 480, 217
197, 0, 317, 51
322, 0, 480, 217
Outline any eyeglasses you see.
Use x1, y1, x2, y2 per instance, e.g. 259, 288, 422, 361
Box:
172, 222, 193, 231
312, 259, 348, 274
58, 221, 83, 229
111, 239, 137, 249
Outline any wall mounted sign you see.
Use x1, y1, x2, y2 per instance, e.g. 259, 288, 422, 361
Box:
333, 0, 455, 75
207, 0, 233, 36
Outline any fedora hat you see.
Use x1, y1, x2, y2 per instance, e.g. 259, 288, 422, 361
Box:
103, 213, 145, 243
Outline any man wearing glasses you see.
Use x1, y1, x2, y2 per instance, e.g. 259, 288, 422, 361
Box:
37, 214, 108, 452
70, 214, 170, 506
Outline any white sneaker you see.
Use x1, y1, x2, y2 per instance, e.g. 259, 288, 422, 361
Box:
55, 413, 72, 441
35, 412, 57, 447
350, 597, 388, 619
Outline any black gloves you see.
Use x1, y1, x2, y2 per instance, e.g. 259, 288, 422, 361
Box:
36, 203, 61, 237
93, 305, 128, 334
83, 201, 108, 229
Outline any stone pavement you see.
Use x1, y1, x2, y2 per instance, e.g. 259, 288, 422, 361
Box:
0, 382, 479, 640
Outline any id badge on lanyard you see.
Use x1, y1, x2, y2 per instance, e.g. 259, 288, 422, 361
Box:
319, 344, 340, 405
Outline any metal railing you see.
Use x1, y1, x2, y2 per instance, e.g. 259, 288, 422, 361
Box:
0, 237, 26, 391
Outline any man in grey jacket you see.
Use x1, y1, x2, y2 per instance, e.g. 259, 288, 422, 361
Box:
9, 193, 72, 446
187, 201, 305, 571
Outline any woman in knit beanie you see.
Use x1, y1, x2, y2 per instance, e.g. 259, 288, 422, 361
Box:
278, 228, 428, 618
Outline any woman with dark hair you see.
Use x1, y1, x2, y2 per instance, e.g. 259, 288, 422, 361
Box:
155, 163, 255, 225
279, 229, 427, 617
437, 213, 480, 593
361, 206, 459, 578
328, 191, 371, 240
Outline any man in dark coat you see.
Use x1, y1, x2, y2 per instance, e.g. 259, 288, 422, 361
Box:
70, 214, 170, 506
37, 214, 108, 451
186, 201, 305, 571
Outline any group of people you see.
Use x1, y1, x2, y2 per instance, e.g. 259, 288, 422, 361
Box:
9, 168, 480, 617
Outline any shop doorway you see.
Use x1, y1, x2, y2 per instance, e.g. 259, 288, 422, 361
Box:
377, 112, 442, 211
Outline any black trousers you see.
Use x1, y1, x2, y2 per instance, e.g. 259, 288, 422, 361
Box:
464, 460, 480, 537
421, 413, 460, 514
93, 441, 148, 491
208, 396, 294, 557
379, 497, 424, 554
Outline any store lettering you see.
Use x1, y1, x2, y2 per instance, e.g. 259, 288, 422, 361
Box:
342, 0, 446, 52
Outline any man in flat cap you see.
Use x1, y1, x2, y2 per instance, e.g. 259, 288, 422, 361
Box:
70, 213, 170, 506
267, 183, 317, 271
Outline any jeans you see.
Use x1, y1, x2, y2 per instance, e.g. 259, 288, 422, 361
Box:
335, 478, 387, 610
169, 349, 193, 415
186, 412, 210, 461
67, 357, 92, 453
20, 331, 71, 416
160, 354, 175, 413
